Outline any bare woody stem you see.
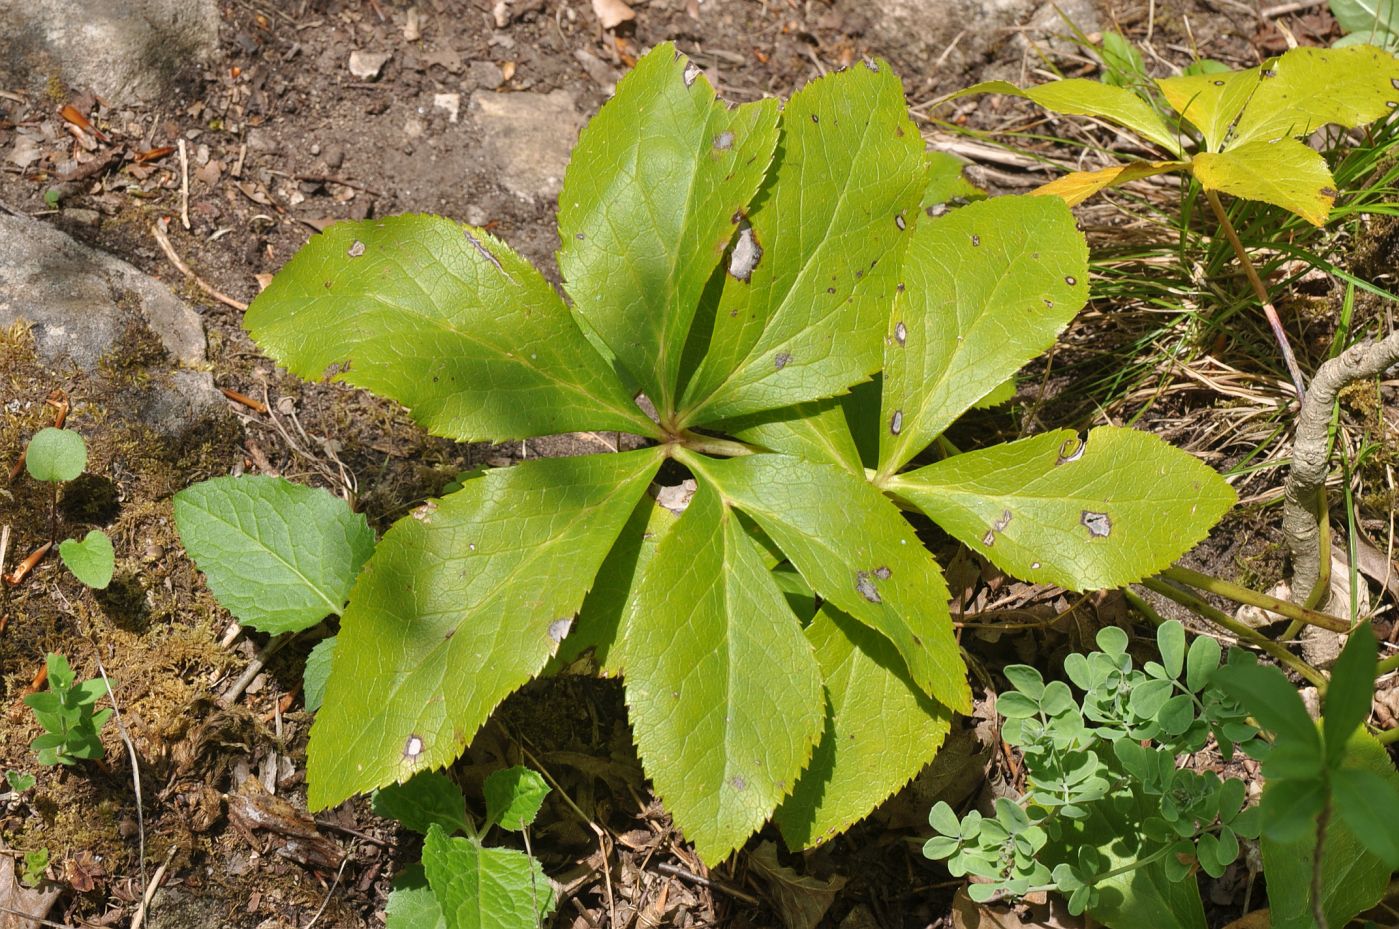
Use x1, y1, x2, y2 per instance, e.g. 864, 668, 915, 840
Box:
1203, 188, 1307, 402
1283, 330, 1399, 615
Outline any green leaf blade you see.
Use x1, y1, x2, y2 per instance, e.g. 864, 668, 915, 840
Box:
1192, 138, 1338, 226
484, 766, 550, 832
558, 43, 779, 416
775, 606, 953, 849
245, 215, 655, 442
372, 771, 471, 836
956, 79, 1184, 157
681, 59, 927, 423
1322, 623, 1378, 766
694, 453, 970, 713
306, 449, 662, 810
422, 826, 554, 929
891, 427, 1235, 591
25, 427, 86, 483
618, 483, 824, 863
174, 476, 376, 634
1229, 45, 1399, 147
878, 195, 1089, 475
302, 635, 336, 713
59, 530, 115, 590
385, 865, 447, 929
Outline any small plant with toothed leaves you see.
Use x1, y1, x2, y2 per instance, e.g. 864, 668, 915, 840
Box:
186, 43, 1235, 864
22, 653, 111, 767
377, 766, 554, 929
949, 42, 1399, 397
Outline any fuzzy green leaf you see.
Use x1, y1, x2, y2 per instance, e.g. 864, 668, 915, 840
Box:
691, 453, 970, 713
306, 449, 662, 810
891, 427, 1235, 591
174, 476, 376, 634
484, 766, 550, 832
1263, 730, 1399, 929
1228, 45, 1399, 147
617, 482, 824, 863
680, 59, 926, 423
878, 196, 1089, 474
955, 79, 1184, 157
422, 826, 554, 929
558, 43, 779, 416
25, 427, 86, 483
373, 771, 471, 836
302, 635, 336, 713
385, 865, 447, 929
245, 215, 655, 442
59, 530, 114, 590
1192, 139, 1337, 226
775, 606, 952, 849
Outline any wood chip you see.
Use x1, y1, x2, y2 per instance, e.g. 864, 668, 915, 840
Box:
591, 0, 635, 29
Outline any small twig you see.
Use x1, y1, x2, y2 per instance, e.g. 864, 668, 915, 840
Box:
312, 818, 391, 848
220, 387, 269, 414
3, 541, 52, 586
176, 139, 191, 231
151, 218, 250, 311
90, 648, 147, 902
1204, 189, 1307, 402
302, 857, 349, 929
652, 862, 761, 906
220, 632, 296, 704
129, 846, 177, 929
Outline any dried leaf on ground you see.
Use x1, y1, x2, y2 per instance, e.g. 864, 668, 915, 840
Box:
0, 856, 61, 929
227, 777, 345, 871
950, 887, 1086, 929
591, 0, 635, 28
748, 842, 845, 929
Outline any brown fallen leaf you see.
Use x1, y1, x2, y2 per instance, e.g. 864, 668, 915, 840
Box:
591, 0, 635, 29
949, 886, 1086, 929
226, 777, 344, 872
748, 842, 845, 929
0, 855, 61, 929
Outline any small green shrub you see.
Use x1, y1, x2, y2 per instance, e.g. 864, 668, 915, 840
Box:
21, 426, 114, 588
22, 654, 111, 766
378, 767, 553, 929
20, 848, 49, 888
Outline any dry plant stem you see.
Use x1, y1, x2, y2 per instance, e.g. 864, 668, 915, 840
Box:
151, 219, 250, 311
1203, 189, 1307, 402
219, 631, 299, 704
129, 847, 177, 929
1162, 565, 1350, 633
1284, 329, 1399, 613
1140, 577, 1327, 689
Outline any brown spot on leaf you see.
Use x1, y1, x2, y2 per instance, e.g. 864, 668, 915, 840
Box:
855, 570, 882, 603
1081, 510, 1112, 538
774, 351, 792, 370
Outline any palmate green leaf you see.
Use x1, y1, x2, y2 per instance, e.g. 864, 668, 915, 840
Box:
888, 427, 1236, 591
690, 453, 971, 713
718, 399, 865, 474
174, 476, 375, 634
878, 195, 1088, 476
680, 58, 926, 424
953, 79, 1184, 157
306, 449, 662, 810
1227, 45, 1399, 147
422, 825, 554, 929
59, 530, 114, 590
1263, 730, 1399, 929
775, 606, 953, 849
558, 43, 779, 417
245, 215, 656, 443
1192, 139, 1337, 226
616, 482, 823, 863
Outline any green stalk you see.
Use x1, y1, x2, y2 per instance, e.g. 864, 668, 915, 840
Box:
1161, 566, 1350, 633
676, 433, 755, 458
1140, 577, 1327, 690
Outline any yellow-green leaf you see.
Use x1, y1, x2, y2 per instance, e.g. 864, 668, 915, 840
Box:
1032, 160, 1185, 207
955, 79, 1183, 157
1192, 138, 1337, 226
1157, 68, 1260, 152
1230, 45, 1399, 147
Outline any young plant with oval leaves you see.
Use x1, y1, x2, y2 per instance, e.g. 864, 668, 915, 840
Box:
238, 44, 1233, 862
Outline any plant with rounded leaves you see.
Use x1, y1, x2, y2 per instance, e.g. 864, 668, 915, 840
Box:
926, 622, 1264, 928
18, 426, 114, 588
240, 43, 1234, 862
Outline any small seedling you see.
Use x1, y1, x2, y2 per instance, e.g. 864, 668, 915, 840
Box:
925, 621, 1261, 928
21, 426, 116, 587
5, 770, 36, 793
378, 766, 554, 929
58, 529, 114, 590
20, 848, 49, 888
22, 653, 111, 766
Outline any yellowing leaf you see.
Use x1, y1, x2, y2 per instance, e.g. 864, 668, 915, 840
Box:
1157, 68, 1260, 152
1192, 138, 1337, 226
1230, 45, 1399, 147
618, 482, 824, 863
955, 79, 1183, 157
1032, 160, 1185, 207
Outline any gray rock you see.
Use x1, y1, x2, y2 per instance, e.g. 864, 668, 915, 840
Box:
0, 214, 223, 435
470, 89, 584, 202
0, 0, 219, 105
